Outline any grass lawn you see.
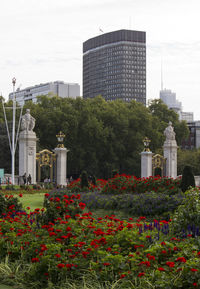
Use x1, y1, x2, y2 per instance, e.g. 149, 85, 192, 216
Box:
17, 193, 45, 210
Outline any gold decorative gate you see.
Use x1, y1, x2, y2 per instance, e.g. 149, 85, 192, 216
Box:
36, 149, 56, 182
152, 154, 166, 177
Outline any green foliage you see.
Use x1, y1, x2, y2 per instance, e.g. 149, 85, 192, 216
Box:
82, 191, 184, 219
80, 171, 89, 188
41, 193, 83, 223
177, 148, 200, 175
172, 187, 200, 236
111, 169, 119, 178
0, 193, 22, 217
148, 99, 189, 147
0, 96, 189, 178
180, 165, 195, 192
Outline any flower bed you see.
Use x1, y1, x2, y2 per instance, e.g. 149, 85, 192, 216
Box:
67, 175, 181, 195
80, 191, 184, 219
101, 174, 182, 195
0, 190, 199, 288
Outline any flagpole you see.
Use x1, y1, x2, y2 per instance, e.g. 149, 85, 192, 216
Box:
12, 77, 16, 185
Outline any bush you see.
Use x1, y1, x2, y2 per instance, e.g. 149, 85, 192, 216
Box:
172, 187, 200, 236
32, 184, 42, 190
41, 192, 84, 224
101, 174, 181, 195
5, 184, 16, 191
180, 165, 195, 192
80, 171, 89, 189
81, 191, 184, 218
0, 193, 23, 217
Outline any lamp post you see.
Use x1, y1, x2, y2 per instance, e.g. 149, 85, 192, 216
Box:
2, 78, 23, 185
143, 137, 151, 152
11, 78, 16, 185
56, 131, 65, 148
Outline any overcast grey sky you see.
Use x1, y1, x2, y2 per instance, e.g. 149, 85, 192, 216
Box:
1, 0, 200, 119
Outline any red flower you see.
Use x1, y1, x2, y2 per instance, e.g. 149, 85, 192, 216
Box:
55, 254, 61, 258
139, 261, 150, 267
158, 267, 165, 271
120, 274, 126, 279
103, 262, 111, 266
79, 202, 86, 210
176, 257, 186, 263
166, 261, 175, 267
193, 283, 198, 287
191, 268, 198, 272
57, 263, 65, 269
138, 272, 145, 277
31, 257, 39, 263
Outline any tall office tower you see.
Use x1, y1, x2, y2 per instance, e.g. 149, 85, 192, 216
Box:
83, 29, 146, 104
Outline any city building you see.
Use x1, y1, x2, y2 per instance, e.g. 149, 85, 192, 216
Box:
160, 88, 194, 122
181, 121, 200, 150
160, 89, 182, 116
9, 81, 80, 105
180, 111, 194, 122
83, 29, 146, 104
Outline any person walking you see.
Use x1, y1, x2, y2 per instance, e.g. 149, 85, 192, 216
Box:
27, 174, 32, 185
23, 173, 27, 185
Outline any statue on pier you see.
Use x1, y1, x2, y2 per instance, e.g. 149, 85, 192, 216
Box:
164, 121, 176, 141
21, 109, 35, 132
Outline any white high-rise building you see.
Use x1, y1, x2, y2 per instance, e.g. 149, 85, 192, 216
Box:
160, 89, 182, 115
9, 81, 80, 106
160, 88, 193, 122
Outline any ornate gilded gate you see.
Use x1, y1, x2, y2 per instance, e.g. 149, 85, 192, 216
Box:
36, 149, 56, 182
152, 154, 166, 177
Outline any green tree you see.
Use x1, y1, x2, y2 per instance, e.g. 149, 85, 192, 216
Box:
148, 99, 189, 146
180, 165, 195, 192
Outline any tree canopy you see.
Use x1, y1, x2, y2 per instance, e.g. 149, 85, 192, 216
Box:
0, 96, 189, 178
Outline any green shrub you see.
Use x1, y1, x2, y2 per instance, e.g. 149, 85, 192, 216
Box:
172, 187, 200, 236
81, 191, 184, 218
80, 171, 89, 188
41, 193, 83, 224
0, 193, 23, 217
180, 165, 195, 192
111, 169, 119, 178
5, 184, 16, 191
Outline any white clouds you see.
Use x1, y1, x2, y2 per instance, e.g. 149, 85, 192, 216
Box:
1, 0, 200, 118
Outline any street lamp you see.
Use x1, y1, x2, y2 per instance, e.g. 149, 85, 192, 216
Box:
143, 137, 151, 152
56, 131, 65, 148
1, 78, 23, 185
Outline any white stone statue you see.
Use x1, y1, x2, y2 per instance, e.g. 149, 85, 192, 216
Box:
164, 121, 176, 141
21, 109, 35, 132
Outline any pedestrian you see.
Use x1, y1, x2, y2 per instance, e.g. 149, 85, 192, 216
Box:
27, 174, 32, 185
23, 173, 27, 185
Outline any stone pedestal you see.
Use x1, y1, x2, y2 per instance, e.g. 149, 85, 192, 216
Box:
163, 140, 177, 178
141, 151, 153, 178
54, 147, 68, 186
19, 131, 37, 184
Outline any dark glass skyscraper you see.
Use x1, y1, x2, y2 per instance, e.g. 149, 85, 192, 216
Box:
83, 29, 146, 104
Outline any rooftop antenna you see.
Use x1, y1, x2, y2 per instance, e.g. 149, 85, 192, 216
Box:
161, 57, 164, 91
99, 27, 104, 33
